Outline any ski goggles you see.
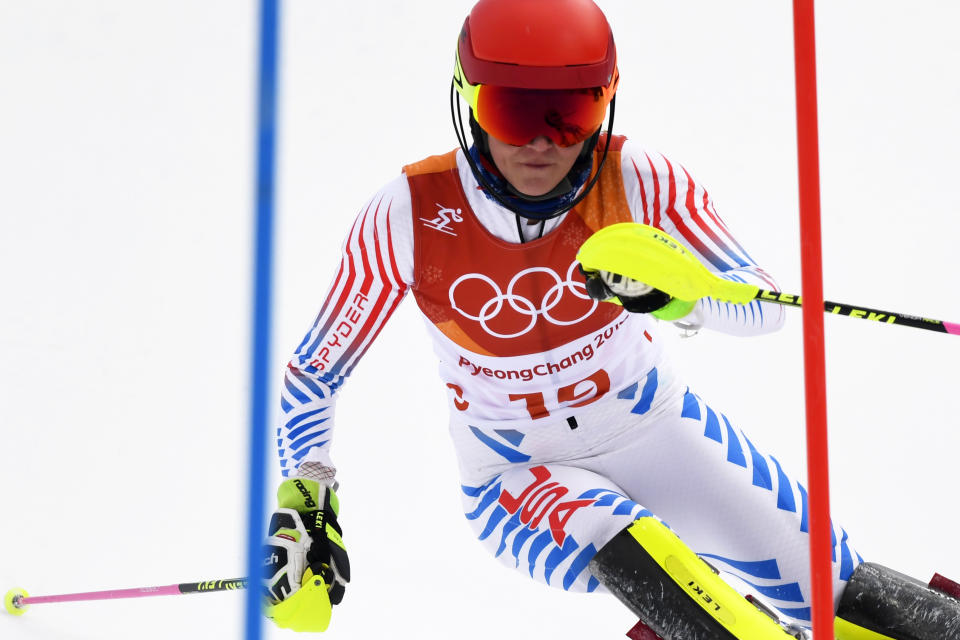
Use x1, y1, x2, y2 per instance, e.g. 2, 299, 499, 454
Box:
455, 53, 616, 147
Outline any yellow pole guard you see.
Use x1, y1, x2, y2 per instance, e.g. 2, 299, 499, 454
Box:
576, 222, 760, 304
265, 570, 332, 633
626, 518, 799, 639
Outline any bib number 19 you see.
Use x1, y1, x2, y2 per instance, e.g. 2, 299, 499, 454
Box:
508, 369, 610, 420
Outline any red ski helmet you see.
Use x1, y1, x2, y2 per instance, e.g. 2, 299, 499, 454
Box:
454, 0, 619, 147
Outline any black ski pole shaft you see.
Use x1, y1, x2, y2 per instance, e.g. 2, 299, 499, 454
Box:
755, 289, 960, 336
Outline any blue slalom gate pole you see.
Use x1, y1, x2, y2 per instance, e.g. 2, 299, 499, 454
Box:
245, 0, 281, 638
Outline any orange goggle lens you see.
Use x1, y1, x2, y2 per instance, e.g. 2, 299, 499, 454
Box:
474, 86, 610, 147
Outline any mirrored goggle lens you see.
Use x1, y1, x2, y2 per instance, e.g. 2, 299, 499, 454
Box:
475, 86, 609, 147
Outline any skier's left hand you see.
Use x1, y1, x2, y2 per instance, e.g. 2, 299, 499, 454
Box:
583, 267, 697, 320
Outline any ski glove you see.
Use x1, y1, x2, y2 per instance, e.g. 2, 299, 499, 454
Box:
582, 267, 696, 321
263, 478, 350, 632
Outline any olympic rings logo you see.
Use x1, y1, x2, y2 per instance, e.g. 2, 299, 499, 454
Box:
448, 261, 598, 338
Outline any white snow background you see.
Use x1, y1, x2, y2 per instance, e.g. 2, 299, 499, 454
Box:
1, 1, 957, 639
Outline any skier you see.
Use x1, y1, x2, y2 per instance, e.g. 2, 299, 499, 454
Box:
261, 0, 960, 637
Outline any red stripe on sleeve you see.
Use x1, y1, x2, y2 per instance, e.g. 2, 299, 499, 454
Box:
700, 191, 753, 262
752, 265, 781, 292
631, 158, 651, 225
384, 200, 406, 288
342, 199, 408, 376
643, 153, 662, 229
681, 166, 746, 267
355, 200, 377, 296
309, 209, 366, 348
661, 157, 727, 270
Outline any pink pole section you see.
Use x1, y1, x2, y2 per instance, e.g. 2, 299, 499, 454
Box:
16, 578, 246, 607
945, 321, 960, 335
792, 1, 834, 639
21, 584, 182, 605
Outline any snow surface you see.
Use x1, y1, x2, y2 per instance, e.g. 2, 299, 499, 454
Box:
1, 2, 958, 639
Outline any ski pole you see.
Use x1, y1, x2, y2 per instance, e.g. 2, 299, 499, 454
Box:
754, 289, 960, 336
4, 578, 247, 615
577, 223, 960, 337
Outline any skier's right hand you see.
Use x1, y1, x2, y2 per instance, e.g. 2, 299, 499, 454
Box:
582, 266, 697, 320
262, 478, 350, 632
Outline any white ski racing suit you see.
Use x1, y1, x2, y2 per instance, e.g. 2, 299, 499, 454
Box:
278, 135, 860, 629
